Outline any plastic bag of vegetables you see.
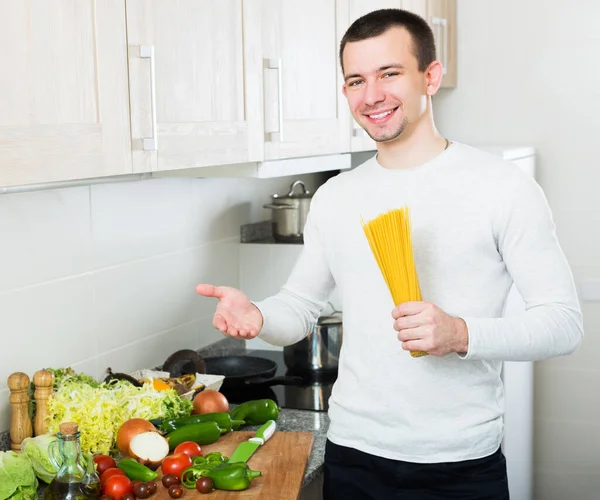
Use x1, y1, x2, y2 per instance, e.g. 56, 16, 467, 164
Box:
0, 450, 38, 500
21, 434, 59, 484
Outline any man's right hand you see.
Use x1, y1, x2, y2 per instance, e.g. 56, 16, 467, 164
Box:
195, 284, 264, 339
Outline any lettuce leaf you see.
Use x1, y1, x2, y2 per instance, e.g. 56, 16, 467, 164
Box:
21, 434, 59, 484
0, 451, 38, 500
47, 380, 192, 455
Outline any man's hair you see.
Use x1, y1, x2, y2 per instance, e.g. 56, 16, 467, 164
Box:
339, 8, 437, 73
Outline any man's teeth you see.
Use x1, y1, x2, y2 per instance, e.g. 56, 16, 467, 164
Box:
369, 110, 393, 119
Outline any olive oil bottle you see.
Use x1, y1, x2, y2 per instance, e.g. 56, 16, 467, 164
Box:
44, 422, 100, 500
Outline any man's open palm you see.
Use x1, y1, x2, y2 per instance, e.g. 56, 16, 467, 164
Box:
195, 284, 263, 338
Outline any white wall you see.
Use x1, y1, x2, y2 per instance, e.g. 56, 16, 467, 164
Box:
433, 1, 600, 499
0, 172, 323, 431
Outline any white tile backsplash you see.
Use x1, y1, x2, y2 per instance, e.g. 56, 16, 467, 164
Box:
0, 186, 92, 292
0, 275, 97, 391
0, 172, 323, 433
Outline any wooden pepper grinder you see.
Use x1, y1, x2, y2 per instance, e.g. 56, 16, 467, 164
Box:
33, 370, 54, 436
8, 372, 33, 451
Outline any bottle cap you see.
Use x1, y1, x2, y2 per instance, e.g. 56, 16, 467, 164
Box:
59, 422, 78, 435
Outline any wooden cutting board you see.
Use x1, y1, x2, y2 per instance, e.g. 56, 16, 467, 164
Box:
153, 431, 314, 500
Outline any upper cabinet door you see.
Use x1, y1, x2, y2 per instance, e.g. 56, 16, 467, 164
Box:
427, 0, 457, 88
252, 0, 350, 161
342, 1, 403, 152
402, 0, 427, 19
125, 0, 263, 173
0, 0, 132, 188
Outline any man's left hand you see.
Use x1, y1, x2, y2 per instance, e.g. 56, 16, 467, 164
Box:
392, 301, 469, 356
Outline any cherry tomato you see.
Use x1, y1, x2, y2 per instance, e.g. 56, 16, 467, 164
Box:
93, 455, 117, 476
173, 441, 203, 458
162, 474, 180, 487
100, 467, 126, 485
196, 477, 214, 494
102, 475, 133, 498
161, 453, 193, 480
168, 485, 184, 499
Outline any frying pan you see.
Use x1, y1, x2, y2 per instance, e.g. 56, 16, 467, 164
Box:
203, 355, 303, 390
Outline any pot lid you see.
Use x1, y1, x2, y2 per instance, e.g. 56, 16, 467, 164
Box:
273, 180, 312, 200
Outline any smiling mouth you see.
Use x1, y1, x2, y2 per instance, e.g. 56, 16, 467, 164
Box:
364, 107, 399, 124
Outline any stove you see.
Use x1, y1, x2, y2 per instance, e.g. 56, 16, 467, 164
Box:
218, 349, 337, 412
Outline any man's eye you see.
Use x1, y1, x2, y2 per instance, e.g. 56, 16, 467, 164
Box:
383, 72, 399, 78
348, 80, 363, 87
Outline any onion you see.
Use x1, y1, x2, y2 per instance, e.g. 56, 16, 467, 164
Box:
116, 418, 157, 456
192, 390, 229, 414
129, 431, 169, 468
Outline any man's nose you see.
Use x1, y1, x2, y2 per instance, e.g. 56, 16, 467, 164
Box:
363, 81, 385, 107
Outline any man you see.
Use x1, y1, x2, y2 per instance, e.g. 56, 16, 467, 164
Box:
196, 8, 583, 500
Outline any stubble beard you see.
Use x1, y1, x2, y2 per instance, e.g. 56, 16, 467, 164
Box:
364, 114, 409, 143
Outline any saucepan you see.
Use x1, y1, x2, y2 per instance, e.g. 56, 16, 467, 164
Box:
283, 309, 343, 374
263, 180, 312, 243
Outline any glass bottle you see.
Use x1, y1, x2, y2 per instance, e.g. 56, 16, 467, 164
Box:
44, 422, 100, 500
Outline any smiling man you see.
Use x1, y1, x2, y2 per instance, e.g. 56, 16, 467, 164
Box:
196, 8, 582, 500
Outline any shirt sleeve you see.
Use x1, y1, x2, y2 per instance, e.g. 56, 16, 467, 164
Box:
460, 173, 583, 361
253, 188, 336, 347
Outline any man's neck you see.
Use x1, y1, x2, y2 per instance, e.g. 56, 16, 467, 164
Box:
375, 124, 448, 170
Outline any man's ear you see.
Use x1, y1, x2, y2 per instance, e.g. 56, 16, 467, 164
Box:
425, 60, 444, 96
342, 84, 348, 98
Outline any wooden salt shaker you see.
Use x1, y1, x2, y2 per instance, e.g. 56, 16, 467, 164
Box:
8, 372, 33, 451
33, 370, 54, 436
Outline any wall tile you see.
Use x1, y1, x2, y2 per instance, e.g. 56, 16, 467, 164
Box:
535, 469, 600, 500
0, 186, 92, 292
93, 248, 202, 353
91, 178, 194, 268
0, 275, 96, 391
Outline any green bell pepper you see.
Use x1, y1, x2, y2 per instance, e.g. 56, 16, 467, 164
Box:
229, 399, 279, 425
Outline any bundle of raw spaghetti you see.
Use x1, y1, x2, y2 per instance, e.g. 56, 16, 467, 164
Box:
361, 207, 427, 358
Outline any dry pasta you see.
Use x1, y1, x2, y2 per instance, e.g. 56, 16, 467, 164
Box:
361, 207, 427, 358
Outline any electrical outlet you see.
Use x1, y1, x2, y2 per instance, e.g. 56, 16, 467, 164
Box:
579, 280, 600, 301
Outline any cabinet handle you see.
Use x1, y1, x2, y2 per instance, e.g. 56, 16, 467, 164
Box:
140, 45, 158, 151
430, 17, 448, 76
264, 58, 284, 143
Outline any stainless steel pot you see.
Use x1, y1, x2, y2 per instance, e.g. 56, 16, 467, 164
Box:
283, 313, 343, 373
263, 180, 312, 243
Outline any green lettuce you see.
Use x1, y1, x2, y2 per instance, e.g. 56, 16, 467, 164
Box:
47, 379, 192, 455
0, 451, 38, 500
21, 434, 59, 484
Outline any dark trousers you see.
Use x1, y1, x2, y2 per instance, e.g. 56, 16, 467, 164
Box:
323, 440, 510, 500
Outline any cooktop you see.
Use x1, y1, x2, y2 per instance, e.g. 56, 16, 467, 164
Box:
219, 349, 337, 412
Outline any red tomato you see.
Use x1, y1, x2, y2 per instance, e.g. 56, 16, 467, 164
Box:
93, 454, 117, 475
103, 475, 133, 498
161, 453, 193, 479
100, 467, 126, 485
173, 441, 203, 458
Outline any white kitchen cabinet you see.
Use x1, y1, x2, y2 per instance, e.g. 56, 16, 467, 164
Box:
248, 0, 351, 161
125, 0, 264, 173
0, 0, 132, 187
427, 0, 457, 88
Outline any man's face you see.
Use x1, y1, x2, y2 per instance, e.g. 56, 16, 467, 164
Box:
342, 27, 429, 143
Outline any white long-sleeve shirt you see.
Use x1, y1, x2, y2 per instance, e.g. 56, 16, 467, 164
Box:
254, 142, 583, 463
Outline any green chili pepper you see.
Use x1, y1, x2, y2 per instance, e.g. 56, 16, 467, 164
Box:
204, 462, 262, 491
159, 412, 245, 434
180, 453, 231, 489
229, 399, 279, 425
165, 421, 222, 451
117, 457, 158, 482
